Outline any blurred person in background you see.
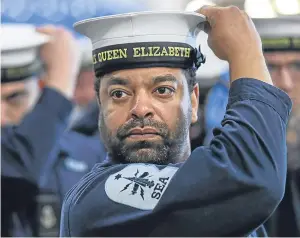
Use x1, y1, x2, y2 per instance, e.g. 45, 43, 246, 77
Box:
204, 17, 300, 237
1, 24, 80, 237
37, 99, 107, 237
254, 17, 300, 237
60, 6, 291, 236
1, 25, 44, 126
1, 73, 41, 126
68, 38, 96, 126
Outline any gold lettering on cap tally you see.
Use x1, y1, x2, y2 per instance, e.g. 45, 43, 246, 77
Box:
94, 48, 128, 64
132, 46, 191, 58
113, 49, 119, 59
93, 55, 97, 64
153, 47, 160, 56
107, 50, 113, 60
160, 47, 168, 56
168, 47, 175, 56
175, 47, 180, 56
133, 47, 141, 57
93, 45, 192, 66
184, 48, 191, 57
119, 49, 128, 58
148, 47, 154, 56
141, 47, 149, 57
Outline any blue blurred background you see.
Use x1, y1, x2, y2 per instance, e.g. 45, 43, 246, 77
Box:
1, 0, 147, 38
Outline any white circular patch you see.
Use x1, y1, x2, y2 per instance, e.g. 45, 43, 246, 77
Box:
105, 164, 178, 210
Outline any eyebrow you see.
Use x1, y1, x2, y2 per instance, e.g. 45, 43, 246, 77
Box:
2, 90, 28, 100
106, 76, 130, 87
105, 74, 178, 88
152, 74, 178, 84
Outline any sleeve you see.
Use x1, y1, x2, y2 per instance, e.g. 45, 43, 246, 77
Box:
61, 78, 292, 237
1, 87, 73, 182
151, 78, 291, 236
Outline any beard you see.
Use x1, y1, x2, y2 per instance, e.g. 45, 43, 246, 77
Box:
99, 110, 191, 165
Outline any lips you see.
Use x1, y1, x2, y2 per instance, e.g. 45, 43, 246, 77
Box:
128, 127, 160, 136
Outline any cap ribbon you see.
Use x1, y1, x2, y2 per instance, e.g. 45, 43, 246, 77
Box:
92, 42, 206, 77
262, 37, 300, 51
1, 60, 43, 83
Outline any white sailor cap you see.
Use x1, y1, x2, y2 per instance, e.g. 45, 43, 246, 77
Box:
1, 23, 49, 83
253, 16, 300, 51
74, 11, 207, 77
77, 37, 94, 70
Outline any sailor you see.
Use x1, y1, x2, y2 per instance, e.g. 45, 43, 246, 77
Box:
253, 16, 300, 237
69, 38, 96, 126
1, 24, 80, 236
37, 99, 107, 237
60, 6, 291, 237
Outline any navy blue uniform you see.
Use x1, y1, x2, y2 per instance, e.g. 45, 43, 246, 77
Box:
37, 101, 107, 236
266, 170, 300, 236
205, 75, 300, 236
60, 78, 292, 237
1, 88, 73, 237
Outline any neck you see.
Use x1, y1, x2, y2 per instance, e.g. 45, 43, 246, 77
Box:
172, 141, 191, 164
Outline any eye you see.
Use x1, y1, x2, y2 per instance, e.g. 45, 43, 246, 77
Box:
110, 90, 128, 99
154, 87, 175, 96
267, 63, 278, 72
290, 62, 300, 71
6, 93, 27, 106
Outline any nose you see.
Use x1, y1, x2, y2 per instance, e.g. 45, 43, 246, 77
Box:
276, 67, 294, 94
130, 92, 154, 120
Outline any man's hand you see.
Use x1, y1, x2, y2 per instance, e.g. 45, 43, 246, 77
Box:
197, 6, 273, 85
37, 25, 81, 99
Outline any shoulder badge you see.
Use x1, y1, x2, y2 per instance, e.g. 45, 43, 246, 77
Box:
105, 164, 178, 210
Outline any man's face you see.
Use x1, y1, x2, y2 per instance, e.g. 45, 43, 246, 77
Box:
265, 51, 300, 171
1, 79, 39, 126
98, 67, 199, 164
264, 51, 300, 107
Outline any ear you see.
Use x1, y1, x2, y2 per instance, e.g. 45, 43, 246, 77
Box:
38, 79, 45, 89
190, 84, 199, 124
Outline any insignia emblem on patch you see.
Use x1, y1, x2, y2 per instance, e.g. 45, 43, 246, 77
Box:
105, 164, 178, 210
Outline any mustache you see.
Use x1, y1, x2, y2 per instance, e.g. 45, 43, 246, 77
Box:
117, 118, 169, 140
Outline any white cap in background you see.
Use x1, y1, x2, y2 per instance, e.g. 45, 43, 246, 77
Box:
1, 24, 49, 68
77, 37, 94, 70
1, 24, 49, 83
253, 16, 300, 51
